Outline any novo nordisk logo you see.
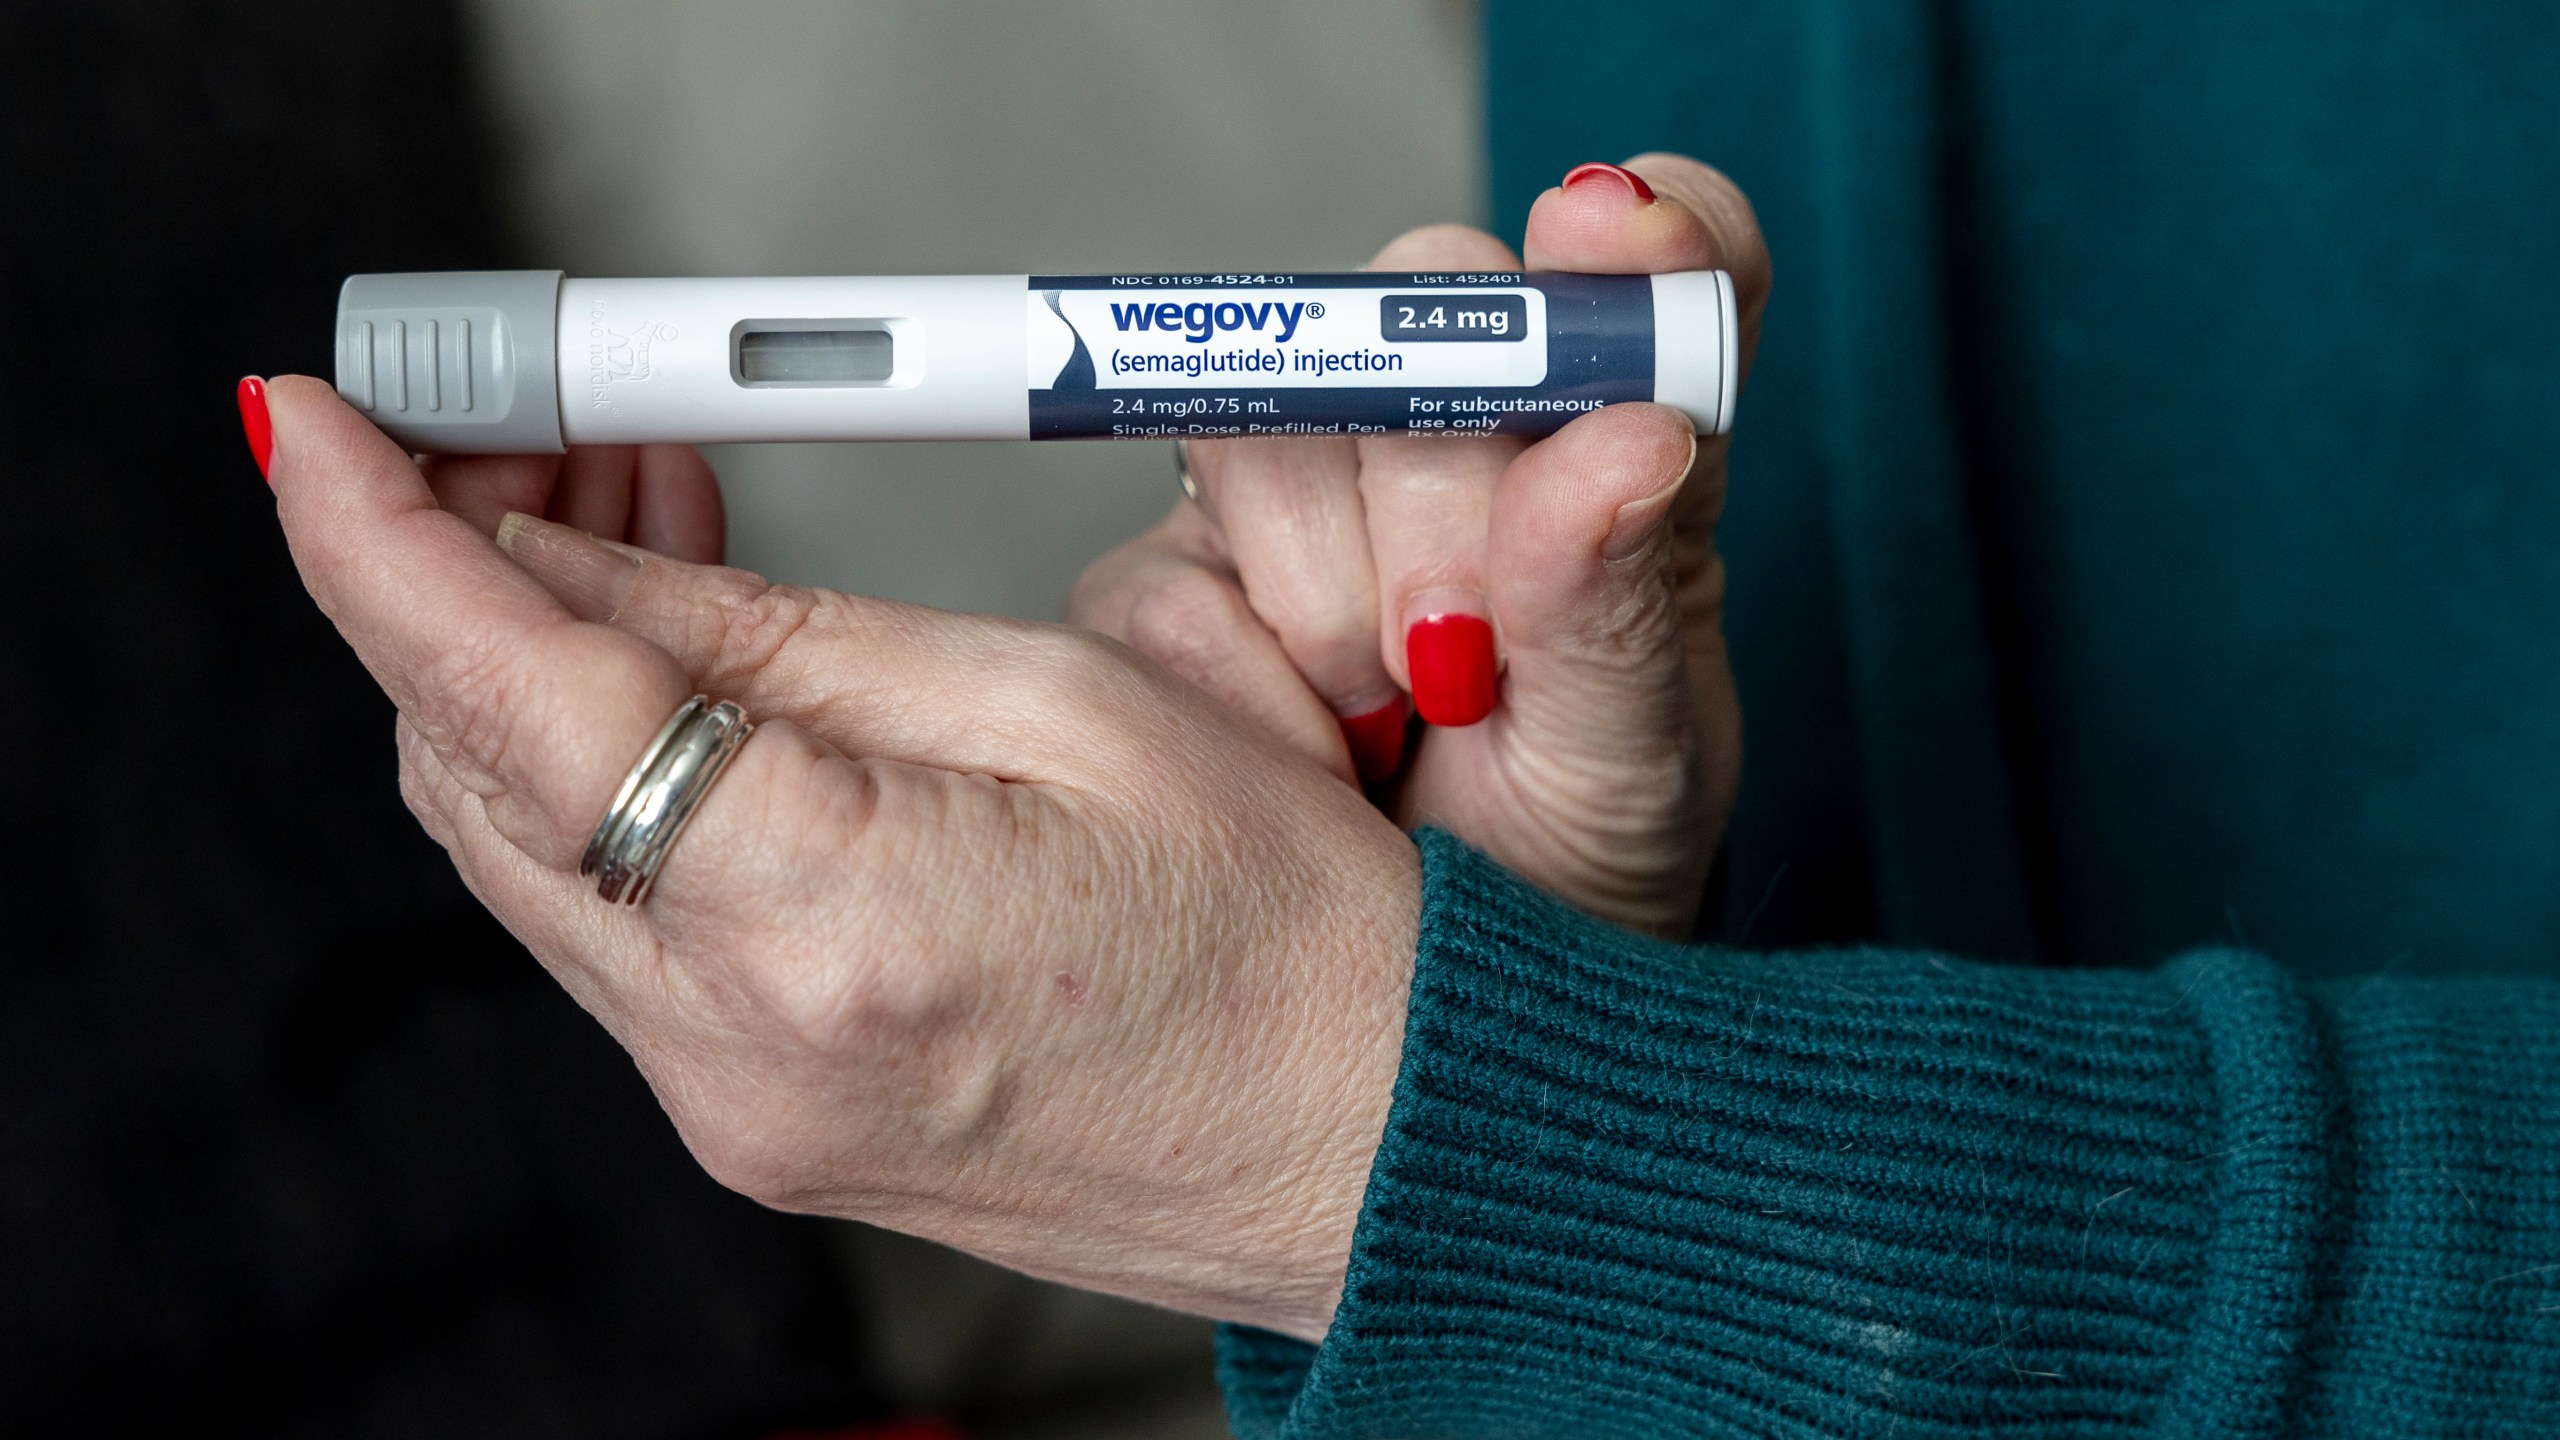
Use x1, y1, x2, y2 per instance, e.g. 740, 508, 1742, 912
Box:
585, 302, 680, 412
595, 321, 677, 381
587, 299, 678, 393
1110, 299, 1323, 344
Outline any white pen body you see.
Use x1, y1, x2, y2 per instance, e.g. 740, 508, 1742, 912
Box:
560, 275, 1028, 444
334, 270, 1738, 453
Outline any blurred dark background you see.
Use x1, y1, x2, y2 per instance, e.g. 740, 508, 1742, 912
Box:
0, 4, 877, 1433
0, 2, 1475, 1434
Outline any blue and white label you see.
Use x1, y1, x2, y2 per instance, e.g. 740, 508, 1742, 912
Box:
1025, 273, 1654, 439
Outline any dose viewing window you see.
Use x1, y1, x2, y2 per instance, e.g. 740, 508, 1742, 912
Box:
735, 326, 894, 386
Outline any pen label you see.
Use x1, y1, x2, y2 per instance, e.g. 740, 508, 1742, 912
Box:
1024, 273, 1651, 439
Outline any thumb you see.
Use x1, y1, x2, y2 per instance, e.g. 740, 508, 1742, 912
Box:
1478, 401, 1718, 930
1488, 401, 1699, 715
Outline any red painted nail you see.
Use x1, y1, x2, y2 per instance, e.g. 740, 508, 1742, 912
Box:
1406, 614, 1498, 727
1562, 162, 1656, 204
236, 376, 274, 484
1338, 694, 1411, 783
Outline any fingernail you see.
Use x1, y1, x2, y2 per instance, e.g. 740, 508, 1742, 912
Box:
496, 510, 640, 621
236, 376, 273, 484
1337, 694, 1411, 783
1600, 433, 1699, 563
1406, 613, 1498, 727
1562, 162, 1657, 204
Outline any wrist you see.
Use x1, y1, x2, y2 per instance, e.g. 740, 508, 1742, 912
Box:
1233, 802, 1421, 1340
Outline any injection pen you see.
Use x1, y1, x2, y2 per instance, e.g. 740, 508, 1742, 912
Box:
332, 269, 1737, 453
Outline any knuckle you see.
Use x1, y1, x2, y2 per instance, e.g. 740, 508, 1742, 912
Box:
1575, 568, 1688, 674
1119, 564, 1253, 674
770, 951, 959, 1074
1235, 541, 1358, 637
1261, 602, 1376, 700
693, 577, 826, 688
1064, 556, 1131, 632
394, 727, 461, 834
394, 765, 450, 844
1065, 539, 1172, 635
673, 750, 965, 1056
679, 1105, 816, 1209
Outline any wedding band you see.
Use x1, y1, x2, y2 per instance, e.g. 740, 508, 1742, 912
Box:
580, 695, 755, 906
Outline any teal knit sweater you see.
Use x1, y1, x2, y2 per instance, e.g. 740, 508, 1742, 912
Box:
1218, 1, 2560, 1434
1222, 834, 2560, 1435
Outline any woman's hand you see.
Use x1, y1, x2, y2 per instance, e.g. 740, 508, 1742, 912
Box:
264, 378, 1419, 1342
1069, 156, 1768, 937
413, 437, 729, 565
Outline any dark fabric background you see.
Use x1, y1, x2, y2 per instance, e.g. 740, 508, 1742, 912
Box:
0, 5, 879, 1433
1489, 0, 2560, 976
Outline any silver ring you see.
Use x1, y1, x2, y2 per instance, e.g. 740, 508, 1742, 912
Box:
580, 695, 755, 906
1173, 440, 1200, 503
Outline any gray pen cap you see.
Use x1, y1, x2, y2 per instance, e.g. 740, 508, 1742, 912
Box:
334, 270, 565, 453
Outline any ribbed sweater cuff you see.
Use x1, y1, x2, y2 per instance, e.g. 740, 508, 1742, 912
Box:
1220, 830, 2332, 1439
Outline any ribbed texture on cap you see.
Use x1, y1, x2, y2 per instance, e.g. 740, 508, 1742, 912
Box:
1219, 831, 2560, 1438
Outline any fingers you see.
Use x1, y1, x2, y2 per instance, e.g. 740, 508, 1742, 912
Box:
266, 374, 692, 872
1166, 221, 1530, 756
1176, 436, 1406, 777
421, 452, 566, 536
297, 377, 1065, 1048
1478, 401, 1720, 933
1126, 191, 1752, 751
425, 443, 726, 562
631, 444, 726, 563
549, 445, 639, 538
1067, 508, 1353, 778
1521, 155, 1769, 534
277, 375, 1093, 1063
492, 510, 1173, 786
1522, 154, 1771, 320
1487, 403, 1700, 732
1352, 224, 1527, 730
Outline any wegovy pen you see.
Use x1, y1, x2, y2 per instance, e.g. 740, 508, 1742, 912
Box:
333, 269, 1738, 452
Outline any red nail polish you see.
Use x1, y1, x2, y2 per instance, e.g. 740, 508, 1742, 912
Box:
236, 376, 274, 483
1562, 162, 1657, 204
1406, 614, 1498, 727
1338, 695, 1411, 783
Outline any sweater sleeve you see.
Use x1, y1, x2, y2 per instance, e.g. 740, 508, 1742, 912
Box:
1217, 831, 2560, 1438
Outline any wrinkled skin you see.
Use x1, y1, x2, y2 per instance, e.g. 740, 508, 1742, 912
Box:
1071, 155, 1767, 936
261, 153, 1765, 1342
